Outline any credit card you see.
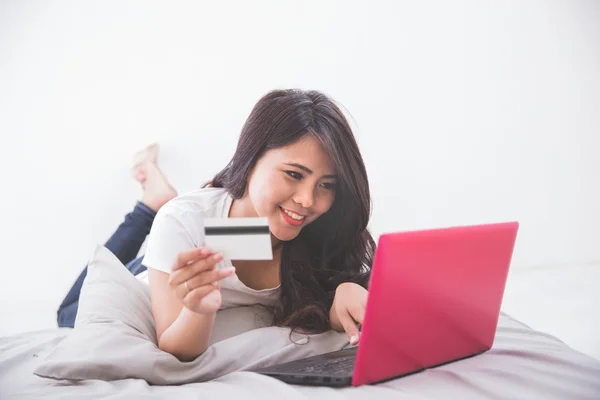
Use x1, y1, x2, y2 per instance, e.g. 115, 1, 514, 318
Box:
202, 217, 273, 260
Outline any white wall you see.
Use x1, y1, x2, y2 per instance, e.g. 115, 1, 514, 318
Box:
1, 1, 599, 335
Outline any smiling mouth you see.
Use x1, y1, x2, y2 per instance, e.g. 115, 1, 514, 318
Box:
280, 207, 306, 221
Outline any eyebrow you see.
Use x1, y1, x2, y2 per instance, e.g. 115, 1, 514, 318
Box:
284, 163, 337, 179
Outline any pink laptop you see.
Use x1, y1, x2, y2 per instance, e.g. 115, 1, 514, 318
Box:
254, 221, 519, 386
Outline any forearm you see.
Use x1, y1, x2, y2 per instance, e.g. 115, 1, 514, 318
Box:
158, 307, 215, 361
329, 282, 369, 336
329, 304, 344, 332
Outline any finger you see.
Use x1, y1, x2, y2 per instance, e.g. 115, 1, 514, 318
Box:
172, 247, 211, 271
348, 303, 366, 326
169, 253, 223, 286
187, 288, 222, 314
338, 309, 360, 345
174, 279, 191, 301
183, 284, 215, 304
172, 248, 211, 272
184, 266, 235, 291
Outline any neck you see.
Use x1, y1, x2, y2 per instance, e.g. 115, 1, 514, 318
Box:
271, 234, 283, 252
228, 197, 255, 218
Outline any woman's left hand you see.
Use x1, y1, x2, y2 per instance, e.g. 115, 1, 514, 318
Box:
330, 282, 368, 345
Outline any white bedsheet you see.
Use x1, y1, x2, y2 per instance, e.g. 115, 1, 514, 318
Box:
1, 313, 599, 400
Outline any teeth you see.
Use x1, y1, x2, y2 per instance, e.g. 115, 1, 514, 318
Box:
283, 208, 305, 220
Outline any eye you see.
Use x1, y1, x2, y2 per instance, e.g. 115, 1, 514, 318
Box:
285, 171, 303, 180
320, 182, 336, 191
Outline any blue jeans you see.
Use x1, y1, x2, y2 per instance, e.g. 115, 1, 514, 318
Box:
56, 201, 156, 328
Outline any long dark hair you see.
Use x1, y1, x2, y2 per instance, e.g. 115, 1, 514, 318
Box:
209, 89, 376, 333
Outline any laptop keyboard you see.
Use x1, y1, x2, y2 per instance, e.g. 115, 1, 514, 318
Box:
294, 354, 357, 374
258, 347, 359, 378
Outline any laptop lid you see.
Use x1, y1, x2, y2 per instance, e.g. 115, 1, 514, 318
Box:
353, 221, 519, 386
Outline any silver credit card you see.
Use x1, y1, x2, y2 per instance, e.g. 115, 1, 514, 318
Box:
202, 217, 273, 260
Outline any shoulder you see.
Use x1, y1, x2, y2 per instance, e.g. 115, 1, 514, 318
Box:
142, 187, 232, 272
158, 187, 232, 222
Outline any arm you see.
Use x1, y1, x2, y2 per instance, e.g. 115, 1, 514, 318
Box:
148, 268, 216, 361
329, 282, 369, 345
147, 248, 233, 361
329, 305, 345, 333
142, 207, 232, 361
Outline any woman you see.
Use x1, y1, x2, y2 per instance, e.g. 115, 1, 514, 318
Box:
58, 89, 376, 362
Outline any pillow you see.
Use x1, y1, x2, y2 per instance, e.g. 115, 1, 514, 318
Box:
34, 245, 349, 385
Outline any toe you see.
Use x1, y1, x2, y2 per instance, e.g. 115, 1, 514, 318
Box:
133, 143, 160, 166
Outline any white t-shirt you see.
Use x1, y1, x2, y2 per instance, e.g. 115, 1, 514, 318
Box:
137, 187, 281, 309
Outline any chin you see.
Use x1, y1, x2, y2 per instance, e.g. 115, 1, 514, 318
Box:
271, 230, 300, 242
270, 225, 303, 242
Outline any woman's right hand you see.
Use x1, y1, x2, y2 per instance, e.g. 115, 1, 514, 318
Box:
168, 248, 235, 314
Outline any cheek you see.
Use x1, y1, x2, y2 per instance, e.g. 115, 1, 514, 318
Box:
248, 174, 286, 212
314, 191, 336, 216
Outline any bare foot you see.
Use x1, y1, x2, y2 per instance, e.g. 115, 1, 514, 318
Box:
139, 161, 178, 212
131, 143, 159, 183
131, 143, 177, 212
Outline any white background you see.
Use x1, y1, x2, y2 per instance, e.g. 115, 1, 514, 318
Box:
1, 1, 599, 358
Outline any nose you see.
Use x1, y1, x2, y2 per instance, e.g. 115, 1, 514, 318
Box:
293, 186, 315, 210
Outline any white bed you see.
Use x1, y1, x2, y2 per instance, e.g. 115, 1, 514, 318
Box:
1, 312, 599, 400
1, 246, 599, 399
